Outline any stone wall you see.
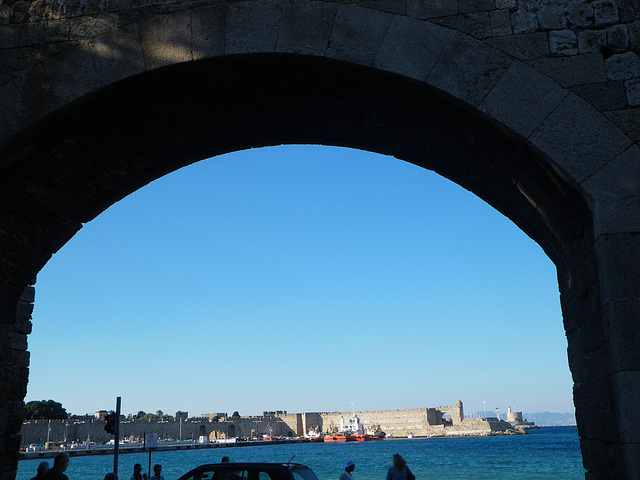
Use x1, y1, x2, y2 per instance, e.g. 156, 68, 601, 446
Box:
20, 404, 515, 445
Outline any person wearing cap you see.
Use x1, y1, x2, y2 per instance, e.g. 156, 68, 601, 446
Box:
339, 460, 355, 480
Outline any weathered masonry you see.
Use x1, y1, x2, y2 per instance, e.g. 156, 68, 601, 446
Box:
0, 0, 639, 478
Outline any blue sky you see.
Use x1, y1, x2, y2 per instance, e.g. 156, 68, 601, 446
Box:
25, 145, 573, 418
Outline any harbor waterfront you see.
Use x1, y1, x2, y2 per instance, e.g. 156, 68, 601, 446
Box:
17, 427, 585, 480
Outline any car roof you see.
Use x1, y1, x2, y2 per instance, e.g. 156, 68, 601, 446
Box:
177, 462, 313, 480
188, 463, 309, 468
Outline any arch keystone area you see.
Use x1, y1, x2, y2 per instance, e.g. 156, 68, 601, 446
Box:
1, 1, 640, 478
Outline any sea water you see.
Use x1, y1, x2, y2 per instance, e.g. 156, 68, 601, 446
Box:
16, 427, 585, 480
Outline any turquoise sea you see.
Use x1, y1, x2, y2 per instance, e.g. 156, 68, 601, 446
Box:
17, 427, 585, 480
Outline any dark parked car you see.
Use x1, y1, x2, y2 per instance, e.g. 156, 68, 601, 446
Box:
177, 462, 321, 480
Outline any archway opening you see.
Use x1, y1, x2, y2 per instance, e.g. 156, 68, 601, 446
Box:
2, 54, 591, 478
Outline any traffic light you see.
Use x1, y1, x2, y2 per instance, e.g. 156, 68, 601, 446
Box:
104, 414, 116, 434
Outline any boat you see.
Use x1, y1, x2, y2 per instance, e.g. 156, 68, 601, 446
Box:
323, 422, 354, 442
324, 405, 385, 442
353, 424, 386, 441
305, 427, 324, 443
323, 434, 354, 442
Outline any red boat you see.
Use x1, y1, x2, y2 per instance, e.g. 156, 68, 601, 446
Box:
353, 432, 386, 441
323, 434, 355, 442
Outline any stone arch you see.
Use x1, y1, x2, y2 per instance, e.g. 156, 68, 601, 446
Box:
228, 424, 236, 438
1, 2, 639, 479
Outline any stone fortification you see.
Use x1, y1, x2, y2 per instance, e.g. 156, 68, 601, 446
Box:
308, 400, 520, 438
20, 401, 526, 446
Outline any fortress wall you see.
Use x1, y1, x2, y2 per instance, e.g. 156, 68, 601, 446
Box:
319, 408, 434, 437
19, 408, 521, 445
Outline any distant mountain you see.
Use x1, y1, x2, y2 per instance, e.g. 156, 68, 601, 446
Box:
522, 412, 576, 427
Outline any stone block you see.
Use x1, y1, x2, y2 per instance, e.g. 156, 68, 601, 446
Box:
529, 93, 632, 183
373, 15, 450, 81
549, 29, 578, 56
277, 0, 337, 56
581, 438, 623, 478
571, 81, 627, 111
619, 0, 640, 23
578, 29, 607, 54
432, 12, 492, 39
84, 25, 142, 89
622, 444, 640, 480
69, 13, 119, 40
575, 406, 619, 442
225, 0, 282, 55
604, 108, 640, 143
606, 24, 629, 54
567, 323, 611, 375
582, 146, 640, 235
489, 9, 511, 36
8, 333, 26, 351
570, 53, 607, 85
459, 0, 495, 14
613, 371, 640, 443
359, 0, 406, 15
525, 56, 573, 87
0, 22, 49, 49
625, 79, 640, 106
574, 378, 614, 412
567, 2, 594, 29
0, 66, 57, 134
19, 286, 34, 304
479, 60, 567, 138
326, 5, 391, 67
190, 4, 226, 60
604, 299, 640, 372
593, 0, 619, 27
495, 0, 517, 9
406, 0, 457, 19
427, 31, 512, 107
536, 3, 567, 30
139, 10, 193, 69
595, 233, 640, 303
605, 52, 640, 80
630, 19, 640, 51
40, 40, 102, 106
510, 6, 538, 34
487, 32, 549, 60
0, 4, 9, 25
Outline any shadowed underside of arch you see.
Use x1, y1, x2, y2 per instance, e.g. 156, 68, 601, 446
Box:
0, 53, 604, 477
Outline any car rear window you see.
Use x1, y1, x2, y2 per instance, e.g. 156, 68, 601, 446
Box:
290, 467, 319, 480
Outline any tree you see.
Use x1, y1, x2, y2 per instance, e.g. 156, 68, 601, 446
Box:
25, 400, 68, 420
232, 411, 240, 418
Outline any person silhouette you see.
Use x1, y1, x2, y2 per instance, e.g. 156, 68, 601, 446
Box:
339, 460, 355, 480
30, 461, 49, 480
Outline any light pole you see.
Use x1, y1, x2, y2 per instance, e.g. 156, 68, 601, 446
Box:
158, 421, 168, 441
22, 421, 30, 447
253, 420, 261, 440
